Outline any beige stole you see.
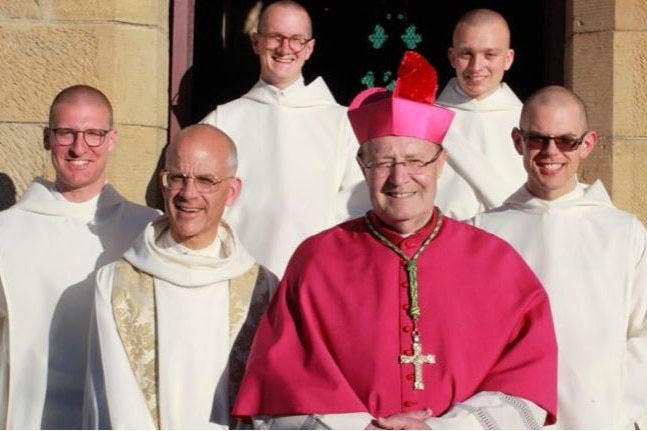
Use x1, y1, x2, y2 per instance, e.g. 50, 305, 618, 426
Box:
111, 258, 268, 429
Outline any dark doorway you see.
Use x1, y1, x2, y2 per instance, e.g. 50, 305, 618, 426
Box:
181, 0, 564, 124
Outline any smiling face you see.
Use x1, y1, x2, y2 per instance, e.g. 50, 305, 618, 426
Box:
45, 92, 117, 203
359, 136, 446, 234
163, 125, 241, 250
514, 86, 597, 201
448, 10, 514, 100
252, 2, 314, 89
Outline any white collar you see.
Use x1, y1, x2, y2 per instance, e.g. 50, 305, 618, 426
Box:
260, 76, 305, 96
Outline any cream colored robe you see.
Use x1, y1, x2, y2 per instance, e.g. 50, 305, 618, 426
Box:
0, 178, 159, 429
83, 217, 278, 429
201, 77, 370, 277
436, 79, 526, 221
472, 181, 647, 429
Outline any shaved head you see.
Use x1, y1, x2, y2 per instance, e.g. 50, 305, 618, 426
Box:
453, 8, 511, 47
258, 0, 312, 37
166, 124, 238, 174
49, 84, 113, 127
521, 85, 588, 131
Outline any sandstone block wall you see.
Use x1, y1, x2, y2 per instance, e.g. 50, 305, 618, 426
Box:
570, 0, 647, 222
0, 0, 169, 206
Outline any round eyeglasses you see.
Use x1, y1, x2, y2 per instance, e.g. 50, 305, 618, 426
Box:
358, 147, 444, 178
48, 128, 111, 147
257, 32, 312, 52
517, 128, 588, 152
160, 170, 232, 194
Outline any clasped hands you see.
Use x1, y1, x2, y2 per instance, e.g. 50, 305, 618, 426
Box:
366, 408, 432, 430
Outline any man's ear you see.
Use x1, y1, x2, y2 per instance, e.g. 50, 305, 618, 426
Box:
43, 128, 51, 151
504, 48, 515, 71
435, 148, 447, 179
251, 32, 261, 55
225, 177, 242, 206
447, 47, 456, 69
105, 129, 118, 153
578, 131, 598, 160
355, 150, 368, 179
511, 127, 523, 155
302, 38, 315, 61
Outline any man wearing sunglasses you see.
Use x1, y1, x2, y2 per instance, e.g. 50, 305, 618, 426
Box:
201, 0, 370, 278
0, 85, 160, 429
472, 85, 647, 428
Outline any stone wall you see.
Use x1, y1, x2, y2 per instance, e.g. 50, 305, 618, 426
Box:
569, 0, 647, 222
0, 0, 169, 206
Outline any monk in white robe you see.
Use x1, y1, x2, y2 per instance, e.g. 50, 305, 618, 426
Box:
84, 124, 278, 429
472, 85, 647, 428
201, 1, 369, 277
0, 85, 159, 429
435, 9, 526, 220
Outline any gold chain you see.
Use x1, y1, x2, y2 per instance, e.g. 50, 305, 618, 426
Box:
364, 211, 443, 321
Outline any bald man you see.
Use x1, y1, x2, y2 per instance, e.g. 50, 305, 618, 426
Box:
84, 124, 278, 429
435, 8, 526, 220
201, 0, 370, 278
472, 86, 647, 428
0, 85, 159, 429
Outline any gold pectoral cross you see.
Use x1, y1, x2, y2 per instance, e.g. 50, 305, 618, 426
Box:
399, 332, 435, 390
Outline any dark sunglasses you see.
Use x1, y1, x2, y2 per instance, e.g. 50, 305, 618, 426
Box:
516, 128, 588, 152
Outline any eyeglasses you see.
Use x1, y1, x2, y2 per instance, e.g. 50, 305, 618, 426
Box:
48, 128, 111, 147
257, 32, 312, 52
358, 147, 443, 178
160, 170, 231, 194
517, 128, 589, 152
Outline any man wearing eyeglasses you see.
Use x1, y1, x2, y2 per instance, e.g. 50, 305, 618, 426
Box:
434, 9, 526, 221
200, 0, 370, 278
232, 51, 557, 430
0, 84, 159, 429
83, 124, 278, 428
472, 85, 647, 428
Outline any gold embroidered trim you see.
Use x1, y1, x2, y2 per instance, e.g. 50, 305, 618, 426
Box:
112, 258, 159, 428
111, 260, 271, 428
228, 263, 273, 409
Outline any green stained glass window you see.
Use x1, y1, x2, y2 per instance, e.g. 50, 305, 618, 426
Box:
360, 11, 422, 90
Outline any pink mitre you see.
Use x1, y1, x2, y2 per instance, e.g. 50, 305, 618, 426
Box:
348, 51, 455, 146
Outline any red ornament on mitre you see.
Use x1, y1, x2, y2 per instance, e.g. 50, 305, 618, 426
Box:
348, 51, 454, 145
